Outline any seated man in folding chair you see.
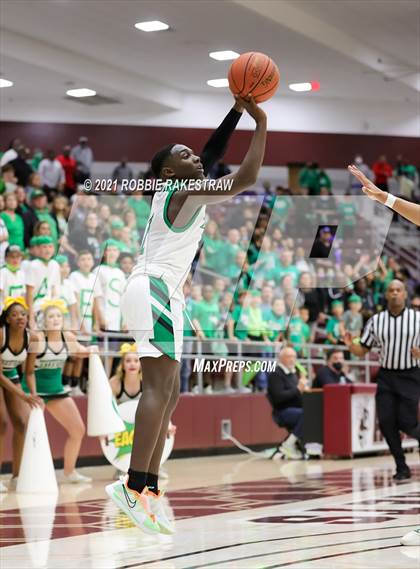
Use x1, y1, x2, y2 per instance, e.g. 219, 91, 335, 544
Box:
267, 346, 309, 459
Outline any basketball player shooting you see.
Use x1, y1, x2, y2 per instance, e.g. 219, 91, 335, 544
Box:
106, 95, 267, 535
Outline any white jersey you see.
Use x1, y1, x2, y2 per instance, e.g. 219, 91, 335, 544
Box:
26, 259, 61, 308
60, 278, 77, 329
35, 335, 68, 372
69, 270, 102, 333
0, 326, 28, 372
93, 264, 126, 331
130, 190, 206, 304
0, 266, 26, 310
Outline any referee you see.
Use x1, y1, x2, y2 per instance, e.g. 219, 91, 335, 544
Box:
345, 279, 420, 480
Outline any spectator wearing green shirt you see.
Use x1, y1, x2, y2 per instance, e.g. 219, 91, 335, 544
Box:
261, 284, 274, 314
210, 277, 225, 301
247, 291, 268, 342
192, 285, 221, 393
269, 193, 292, 231
270, 249, 300, 287
338, 200, 357, 238
299, 162, 331, 195
127, 194, 151, 232
326, 300, 345, 345
253, 236, 278, 287
201, 220, 223, 277
30, 189, 59, 249
220, 229, 244, 276
227, 291, 251, 341
287, 306, 311, 357
265, 298, 287, 343
110, 218, 131, 253
192, 285, 220, 341
0, 193, 25, 250
341, 294, 363, 338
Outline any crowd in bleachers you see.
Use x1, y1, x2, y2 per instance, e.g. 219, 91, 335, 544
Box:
0, 139, 419, 396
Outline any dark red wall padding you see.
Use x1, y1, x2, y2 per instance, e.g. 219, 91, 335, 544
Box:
2, 394, 283, 465
1, 122, 419, 168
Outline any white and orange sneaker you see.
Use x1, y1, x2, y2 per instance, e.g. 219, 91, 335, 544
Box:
147, 490, 175, 535
105, 477, 160, 535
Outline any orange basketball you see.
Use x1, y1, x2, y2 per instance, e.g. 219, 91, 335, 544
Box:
228, 52, 280, 103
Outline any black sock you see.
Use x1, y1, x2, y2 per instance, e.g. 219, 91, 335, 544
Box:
62, 375, 70, 386
127, 469, 148, 494
70, 376, 79, 388
146, 473, 158, 495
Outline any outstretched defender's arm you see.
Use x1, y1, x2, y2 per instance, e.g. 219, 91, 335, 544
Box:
348, 165, 420, 226
200, 103, 243, 175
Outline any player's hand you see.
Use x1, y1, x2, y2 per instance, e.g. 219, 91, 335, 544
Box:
411, 346, 420, 359
348, 165, 387, 204
235, 96, 266, 124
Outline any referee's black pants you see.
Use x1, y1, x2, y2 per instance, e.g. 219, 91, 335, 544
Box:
376, 367, 420, 470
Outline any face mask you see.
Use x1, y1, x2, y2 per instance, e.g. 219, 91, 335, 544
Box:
5, 182, 17, 194
332, 362, 343, 372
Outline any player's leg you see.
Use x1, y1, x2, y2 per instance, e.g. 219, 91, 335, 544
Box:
145, 366, 180, 534
128, 355, 178, 485
4, 388, 29, 478
147, 365, 180, 478
46, 397, 90, 482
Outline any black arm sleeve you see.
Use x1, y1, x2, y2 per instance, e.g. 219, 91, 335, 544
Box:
200, 108, 242, 175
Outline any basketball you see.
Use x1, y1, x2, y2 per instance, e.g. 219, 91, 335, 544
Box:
228, 52, 280, 103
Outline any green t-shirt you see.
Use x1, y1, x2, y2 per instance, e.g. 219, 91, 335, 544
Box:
270, 264, 300, 286
192, 299, 220, 338
288, 316, 311, 346
34, 208, 59, 248
247, 306, 267, 338
264, 310, 286, 341
338, 202, 357, 226
229, 304, 250, 340
202, 235, 223, 272
220, 242, 243, 276
127, 197, 151, 230
326, 316, 343, 342
0, 211, 25, 250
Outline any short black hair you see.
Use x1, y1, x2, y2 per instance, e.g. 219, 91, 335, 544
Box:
326, 348, 343, 361
151, 143, 176, 178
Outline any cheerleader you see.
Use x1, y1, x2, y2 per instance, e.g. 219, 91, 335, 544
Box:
0, 297, 42, 491
22, 299, 96, 483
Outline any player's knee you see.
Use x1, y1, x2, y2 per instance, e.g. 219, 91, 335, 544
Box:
11, 415, 27, 434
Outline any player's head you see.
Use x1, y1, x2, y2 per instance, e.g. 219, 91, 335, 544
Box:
5, 244, 23, 266
77, 250, 94, 273
151, 144, 204, 180
0, 298, 28, 329
386, 279, 407, 310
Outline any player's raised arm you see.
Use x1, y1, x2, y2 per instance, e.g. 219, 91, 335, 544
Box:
348, 164, 420, 226
195, 96, 267, 205
200, 101, 243, 176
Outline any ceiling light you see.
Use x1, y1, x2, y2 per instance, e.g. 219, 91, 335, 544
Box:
66, 88, 97, 98
289, 81, 320, 92
207, 78, 229, 88
135, 20, 169, 32
209, 51, 240, 61
0, 78, 13, 88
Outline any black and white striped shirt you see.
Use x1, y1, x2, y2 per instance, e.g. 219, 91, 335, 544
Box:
360, 308, 420, 370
